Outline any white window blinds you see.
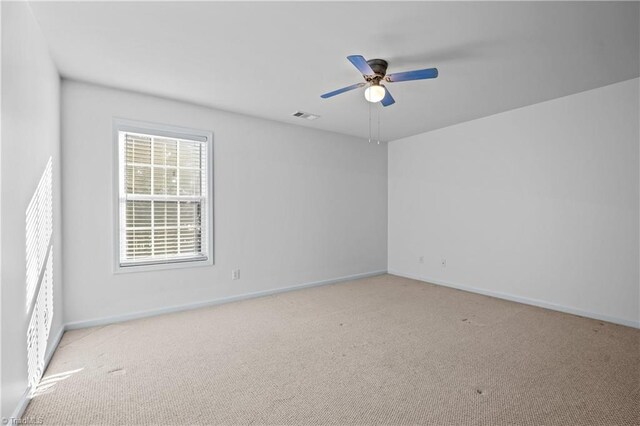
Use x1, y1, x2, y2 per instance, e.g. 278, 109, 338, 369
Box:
118, 130, 210, 267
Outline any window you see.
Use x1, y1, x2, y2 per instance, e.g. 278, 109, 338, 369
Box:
26, 158, 54, 390
115, 120, 213, 271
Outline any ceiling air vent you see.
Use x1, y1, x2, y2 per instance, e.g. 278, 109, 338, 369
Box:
291, 111, 320, 120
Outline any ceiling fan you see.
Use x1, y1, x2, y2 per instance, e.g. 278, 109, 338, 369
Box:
320, 55, 438, 107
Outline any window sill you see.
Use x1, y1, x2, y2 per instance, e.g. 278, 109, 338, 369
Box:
114, 257, 213, 274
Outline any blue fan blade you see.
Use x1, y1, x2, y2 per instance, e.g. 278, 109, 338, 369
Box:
386, 68, 438, 82
321, 82, 365, 99
380, 87, 395, 107
347, 55, 375, 76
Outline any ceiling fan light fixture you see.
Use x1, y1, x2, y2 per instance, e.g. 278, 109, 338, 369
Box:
364, 84, 386, 103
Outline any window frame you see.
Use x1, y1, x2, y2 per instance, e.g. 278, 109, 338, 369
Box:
112, 118, 214, 273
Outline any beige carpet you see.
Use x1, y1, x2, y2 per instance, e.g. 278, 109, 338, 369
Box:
23, 274, 639, 425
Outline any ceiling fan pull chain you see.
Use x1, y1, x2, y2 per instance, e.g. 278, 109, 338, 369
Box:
377, 105, 381, 144
368, 101, 372, 143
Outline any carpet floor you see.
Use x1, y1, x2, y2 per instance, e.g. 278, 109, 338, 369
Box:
23, 274, 639, 425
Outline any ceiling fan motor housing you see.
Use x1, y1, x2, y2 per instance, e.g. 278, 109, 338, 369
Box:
366, 59, 389, 82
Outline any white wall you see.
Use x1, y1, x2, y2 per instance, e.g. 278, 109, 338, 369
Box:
61, 80, 387, 325
1, 2, 63, 419
389, 78, 639, 327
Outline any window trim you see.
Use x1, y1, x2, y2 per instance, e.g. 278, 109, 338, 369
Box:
112, 118, 214, 273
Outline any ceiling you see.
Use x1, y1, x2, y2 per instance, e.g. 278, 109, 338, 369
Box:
29, 1, 639, 141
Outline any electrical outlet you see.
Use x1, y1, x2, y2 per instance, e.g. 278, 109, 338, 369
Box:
419, 256, 424, 264
231, 269, 240, 280
441, 258, 447, 268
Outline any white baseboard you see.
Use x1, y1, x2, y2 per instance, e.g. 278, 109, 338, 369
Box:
65, 270, 388, 330
388, 270, 640, 329
9, 387, 31, 423
44, 325, 66, 369
9, 324, 66, 421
